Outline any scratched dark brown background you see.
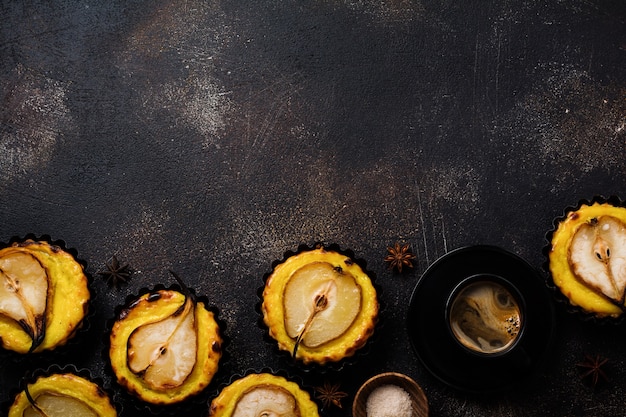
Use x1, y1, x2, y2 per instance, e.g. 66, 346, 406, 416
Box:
1, 1, 626, 416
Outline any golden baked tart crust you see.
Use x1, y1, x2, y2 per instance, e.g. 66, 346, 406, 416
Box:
262, 246, 378, 365
549, 201, 626, 318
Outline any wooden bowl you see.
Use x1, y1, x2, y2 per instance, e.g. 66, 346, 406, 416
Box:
352, 372, 428, 417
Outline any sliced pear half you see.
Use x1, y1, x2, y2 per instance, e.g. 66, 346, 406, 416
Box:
0, 249, 48, 351
569, 215, 626, 305
232, 385, 300, 417
127, 291, 197, 390
23, 393, 99, 417
284, 261, 361, 351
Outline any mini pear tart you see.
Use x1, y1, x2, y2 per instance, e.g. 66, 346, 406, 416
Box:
8, 367, 117, 417
0, 236, 90, 355
108, 273, 224, 406
208, 372, 319, 417
546, 196, 626, 319
261, 244, 379, 366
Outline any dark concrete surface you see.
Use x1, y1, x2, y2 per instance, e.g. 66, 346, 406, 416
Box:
1, 1, 625, 416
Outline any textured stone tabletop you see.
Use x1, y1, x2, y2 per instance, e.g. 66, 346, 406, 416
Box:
1, 1, 625, 416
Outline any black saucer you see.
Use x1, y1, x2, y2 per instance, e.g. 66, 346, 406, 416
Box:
406, 245, 555, 393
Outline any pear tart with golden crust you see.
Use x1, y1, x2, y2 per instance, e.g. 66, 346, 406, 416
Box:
0, 238, 90, 354
109, 274, 223, 405
262, 246, 378, 365
9, 371, 117, 417
208, 373, 319, 417
548, 198, 626, 318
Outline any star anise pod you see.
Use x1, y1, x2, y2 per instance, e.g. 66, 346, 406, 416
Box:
315, 381, 347, 410
98, 255, 132, 288
384, 242, 416, 273
577, 354, 609, 387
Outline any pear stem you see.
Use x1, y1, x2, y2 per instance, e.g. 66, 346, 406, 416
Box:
25, 385, 50, 417
292, 285, 331, 358
168, 270, 196, 314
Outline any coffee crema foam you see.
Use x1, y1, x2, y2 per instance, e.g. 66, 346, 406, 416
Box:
449, 281, 522, 354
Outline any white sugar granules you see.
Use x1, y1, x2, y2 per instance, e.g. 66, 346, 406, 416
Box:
366, 384, 412, 417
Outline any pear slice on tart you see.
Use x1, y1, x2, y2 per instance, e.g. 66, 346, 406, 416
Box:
8, 373, 117, 417
284, 261, 362, 351
208, 373, 319, 417
262, 247, 378, 365
232, 385, 299, 417
0, 240, 89, 354
109, 278, 223, 405
127, 289, 198, 390
0, 250, 48, 349
569, 215, 626, 305
549, 201, 626, 317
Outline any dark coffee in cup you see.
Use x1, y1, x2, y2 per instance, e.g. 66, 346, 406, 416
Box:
448, 279, 522, 354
